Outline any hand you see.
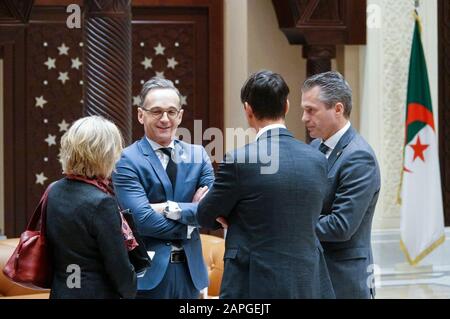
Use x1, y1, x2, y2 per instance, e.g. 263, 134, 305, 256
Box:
199, 188, 209, 202
150, 203, 165, 214
192, 186, 209, 203
216, 217, 228, 229
151, 201, 182, 220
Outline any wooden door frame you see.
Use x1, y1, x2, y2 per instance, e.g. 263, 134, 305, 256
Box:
2, 0, 223, 237
1, 26, 28, 236
438, 0, 450, 225
438, 0, 450, 226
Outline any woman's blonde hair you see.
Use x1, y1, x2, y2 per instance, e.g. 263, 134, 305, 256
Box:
60, 116, 123, 178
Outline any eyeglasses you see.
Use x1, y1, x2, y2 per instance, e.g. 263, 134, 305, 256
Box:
141, 107, 181, 120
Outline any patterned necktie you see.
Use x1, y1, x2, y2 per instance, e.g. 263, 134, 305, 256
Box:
159, 148, 177, 191
319, 142, 330, 155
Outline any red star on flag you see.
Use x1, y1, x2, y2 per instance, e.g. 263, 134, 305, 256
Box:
409, 135, 429, 162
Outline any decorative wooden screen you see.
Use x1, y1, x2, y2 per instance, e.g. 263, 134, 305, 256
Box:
0, 0, 223, 236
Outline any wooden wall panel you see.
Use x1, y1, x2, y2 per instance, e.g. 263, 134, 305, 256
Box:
131, 8, 208, 142
438, 0, 450, 225
25, 21, 83, 223
1, 0, 223, 237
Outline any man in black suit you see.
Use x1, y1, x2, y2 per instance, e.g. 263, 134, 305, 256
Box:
197, 70, 335, 299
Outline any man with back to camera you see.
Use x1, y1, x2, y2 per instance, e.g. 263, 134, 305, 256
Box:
301, 71, 381, 299
197, 70, 335, 299
112, 77, 214, 299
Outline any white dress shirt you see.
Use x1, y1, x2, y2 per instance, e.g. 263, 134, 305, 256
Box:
145, 137, 194, 242
255, 124, 287, 141
321, 122, 351, 159
146, 137, 175, 169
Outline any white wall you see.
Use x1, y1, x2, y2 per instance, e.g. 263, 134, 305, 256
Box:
336, 45, 362, 131
224, 0, 250, 152
247, 0, 306, 141
224, 0, 307, 152
360, 0, 438, 229
419, 0, 438, 132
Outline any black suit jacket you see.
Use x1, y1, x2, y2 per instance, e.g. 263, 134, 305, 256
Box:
198, 129, 335, 299
46, 178, 137, 299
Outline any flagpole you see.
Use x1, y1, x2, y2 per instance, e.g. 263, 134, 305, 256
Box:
413, 4, 423, 34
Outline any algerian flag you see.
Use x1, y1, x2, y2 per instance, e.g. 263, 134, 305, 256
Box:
400, 11, 445, 266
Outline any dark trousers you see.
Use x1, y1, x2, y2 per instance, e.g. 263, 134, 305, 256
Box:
136, 262, 200, 299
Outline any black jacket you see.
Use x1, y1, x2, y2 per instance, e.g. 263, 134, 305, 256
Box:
46, 178, 137, 299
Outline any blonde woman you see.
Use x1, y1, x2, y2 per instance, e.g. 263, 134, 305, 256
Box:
46, 116, 136, 299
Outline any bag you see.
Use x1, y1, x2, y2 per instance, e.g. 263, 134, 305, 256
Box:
2, 185, 53, 289
120, 209, 151, 275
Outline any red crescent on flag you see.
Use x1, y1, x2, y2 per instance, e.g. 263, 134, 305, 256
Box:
403, 166, 413, 173
406, 103, 435, 132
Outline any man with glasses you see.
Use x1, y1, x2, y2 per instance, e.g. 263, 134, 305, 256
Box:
112, 77, 214, 299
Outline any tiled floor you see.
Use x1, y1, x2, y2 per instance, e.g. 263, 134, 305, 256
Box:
372, 229, 450, 299
376, 270, 450, 298
377, 284, 450, 299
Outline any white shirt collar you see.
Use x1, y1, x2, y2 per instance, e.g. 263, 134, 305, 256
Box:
255, 124, 287, 141
322, 121, 351, 151
145, 136, 175, 151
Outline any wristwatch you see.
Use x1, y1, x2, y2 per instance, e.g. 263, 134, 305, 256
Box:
162, 202, 170, 218
163, 200, 182, 220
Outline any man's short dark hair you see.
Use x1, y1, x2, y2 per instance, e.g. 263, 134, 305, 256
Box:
302, 71, 352, 118
139, 77, 182, 109
240, 70, 290, 120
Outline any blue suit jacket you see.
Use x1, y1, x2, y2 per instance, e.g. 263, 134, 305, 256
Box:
112, 137, 214, 290
311, 126, 381, 299
198, 129, 335, 299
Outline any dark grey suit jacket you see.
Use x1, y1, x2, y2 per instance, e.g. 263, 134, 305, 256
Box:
46, 178, 137, 299
198, 128, 335, 299
311, 126, 381, 299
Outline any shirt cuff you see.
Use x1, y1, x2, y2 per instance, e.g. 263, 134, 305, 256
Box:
165, 200, 182, 220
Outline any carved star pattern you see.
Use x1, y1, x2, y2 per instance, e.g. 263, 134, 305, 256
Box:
35, 172, 48, 185
133, 95, 142, 107
141, 57, 153, 70
35, 96, 47, 108
58, 72, 70, 84
180, 95, 187, 106
154, 43, 166, 55
57, 43, 70, 55
58, 119, 70, 132
44, 57, 56, 70
40, 38, 191, 190
167, 57, 178, 69
155, 71, 165, 78
71, 57, 82, 70
45, 134, 57, 147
